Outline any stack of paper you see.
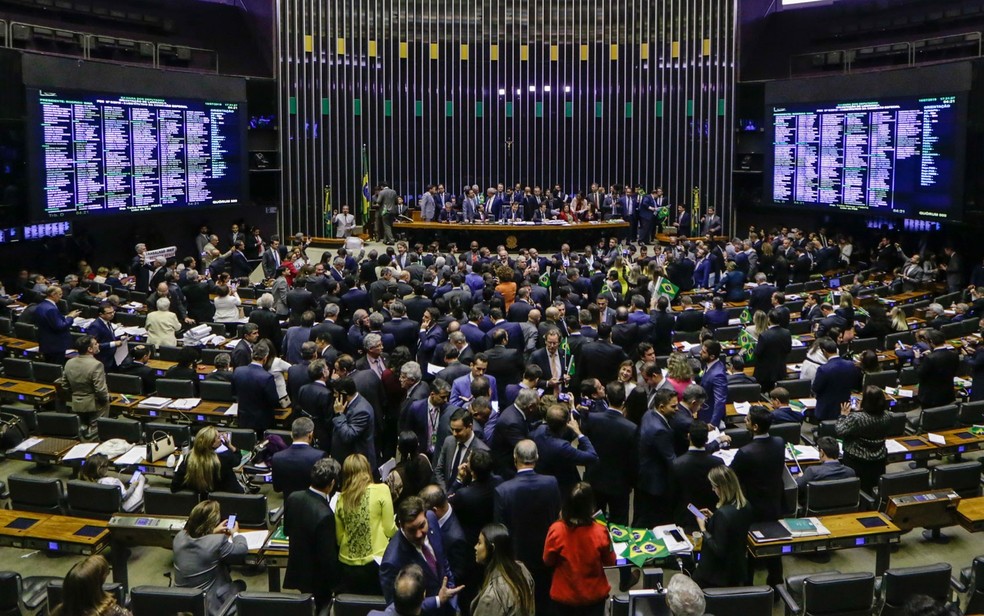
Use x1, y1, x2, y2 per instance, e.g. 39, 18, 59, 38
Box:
223, 339, 240, 349
780, 517, 831, 537
733, 401, 752, 415
223, 403, 239, 416
62, 442, 99, 461
712, 449, 738, 466
238, 530, 271, 551
885, 439, 908, 454
139, 397, 173, 408
112, 446, 145, 466
169, 398, 202, 410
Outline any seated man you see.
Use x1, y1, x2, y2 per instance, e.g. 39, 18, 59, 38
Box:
795, 436, 856, 492
768, 387, 804, 424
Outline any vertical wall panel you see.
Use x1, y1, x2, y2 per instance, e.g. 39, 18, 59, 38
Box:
278, 0, 736, 236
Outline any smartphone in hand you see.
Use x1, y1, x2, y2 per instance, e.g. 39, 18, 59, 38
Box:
687, 503, 706, 521
227, 514, 237, 531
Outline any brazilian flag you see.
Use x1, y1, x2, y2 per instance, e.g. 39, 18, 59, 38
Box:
539, 272, 551, 288
738, 327, 756, 362
739, 308, 752, 325
654, 276, 680, 300
825, 290, 835, 306
856, 305, 869, 318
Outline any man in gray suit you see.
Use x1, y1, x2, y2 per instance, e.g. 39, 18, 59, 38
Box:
700, 206, 722, 236
419, 185, 437, 223
461, 188, 478, 223
56, 335, 110, 426
376, 183, 399, 245
434, 407, 489, 489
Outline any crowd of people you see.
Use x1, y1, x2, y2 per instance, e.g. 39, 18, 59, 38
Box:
17, 215, 981, 616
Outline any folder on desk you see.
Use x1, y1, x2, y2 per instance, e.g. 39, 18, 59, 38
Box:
27, 437, 77, 458
139, 397, 173, 408
750, 521, 792, 542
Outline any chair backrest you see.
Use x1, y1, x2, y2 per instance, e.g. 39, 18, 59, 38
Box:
238, 287, 257, 299
672, 330, 702, 342
0, 316, 10, 335
885, 331, 915, 349
788, 320, 812, 336
802, 571, 875, 616
31, 362, 63, 384
724, 428, 752, 449
96, 417, 143, 443
106, 372, 144, 396
804, 477, 861, 516
785, 282, 806, 294
144, 422, 191, 448
264, 429, 294, 445
236, 592, 315, 616
788, 345, 809, 363
626, 589, 669, 616
770, 422, 802, 446
863, 370, 897, 390
0, 571, 19, 612
8, 475, 64, 513
130, 586, 207, 616
812, 420, 838, 444
727, 383, 762, 403
931, 461, 983, 498
918, 405, 959, 432
1, 358, 32, 380
777, 378, 812, 399
851, 337, 879, 352
968, 556, 984, 615
128, 290, 148, 303
36, 412, 81, 439
960, 401, 984, 426
1, 405, 37, 433
332, 594, 388, 616
66, 480, 122, 519
227, 428, 257, 452
714, 326, 742, 341
940, 322, 964, 339
143, 487, 199, 517
200, 347, 226, 365
13, 322, 37, 341
886, 412, 908, 437
115, 312, 146, 327
876, 468, 931, 510
211, 492, 268, 528
898, 366, 919, 386
155, 345, 184, 362
703, 585, 774, 616
154, 378, 196, 399
881, 563, 952, 615
199, 380, 234, 402
46, 580, 125, 612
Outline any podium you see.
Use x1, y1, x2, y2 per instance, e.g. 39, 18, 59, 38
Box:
885, 489, 961, 531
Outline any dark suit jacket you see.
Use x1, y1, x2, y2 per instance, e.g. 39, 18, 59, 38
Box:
310, 320, 348, 354
674, 309, 705, 333
231, 363, 280, 432
796, 460, 856, 491
85, 317, 118, 369
248, 308, 283, 353
529, 348, 568, 389
184, 282, 216, 323
283, 489, 338, 600
379, 511, 454, 613
753, 326, 792, 387
35, 300, 74, 358
575, 340, 628, 385
437, 511, 470, 586
531, 425, 599, 495
748, 284, 776, 316
506, 300, 534, 324
812, 357, 861, 421
700, 360, 728, 427
581, 407, 637, 497
731, 435, 786, 521
271, 443, 326, 497
231, 252, 252, 279
672, 449, 725, 530
483, 321, 525, 352
494, 471, 561, 578
692, 502, 754, 588
611, 322, 640, 355
231, 339, 252, 368
489, 404, 529, 478
116, 359, 157, 394
382, 317, 420, 353
332, 394, 377, 471
484, 345, 524, 399
449, 476, 501, 545
637, 410, 676, 496
918, 348, 960, 408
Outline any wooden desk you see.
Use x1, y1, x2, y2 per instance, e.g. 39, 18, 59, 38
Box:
394, 220, 629, 249
879, 290, 934, 307
5, 436, 79, 464
145, 359, 217, 379
957, 495, 984, 533
0, 335, 40, 359
747, 512, 901, 575
885, 436, 936, 463
0, 376, 57, 405
113, 394, 290, 427
655, 234, 729, 245
0, 510, 108, 555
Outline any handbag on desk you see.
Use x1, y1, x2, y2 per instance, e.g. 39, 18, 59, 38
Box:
146, 431, 176, 463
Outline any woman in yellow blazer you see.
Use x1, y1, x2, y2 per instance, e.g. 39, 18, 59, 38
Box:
335, 453, 397, 595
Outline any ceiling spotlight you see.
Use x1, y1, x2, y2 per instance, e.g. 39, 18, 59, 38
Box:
529, 85, 536, 92
515, 88, 521, 95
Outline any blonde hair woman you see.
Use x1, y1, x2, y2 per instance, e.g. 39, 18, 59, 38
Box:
692, 466, 752, 588
335, 453, 397, 595
889, 306, 909, 332
170, 425, 242, 498
750, 310, 769, 339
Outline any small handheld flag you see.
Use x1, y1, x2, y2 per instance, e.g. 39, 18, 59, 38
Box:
654, 276, 680, 300
739, 308, 751, 325
738, 327, 756, 362
539, 272, 551, 288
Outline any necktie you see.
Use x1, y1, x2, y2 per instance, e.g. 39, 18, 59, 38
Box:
372, 357, 383, 378
550, 352, 560, 379
422, 542, 438, 574
451, 444, 464, 477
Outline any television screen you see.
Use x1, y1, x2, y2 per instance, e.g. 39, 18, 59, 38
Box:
767, 94, 966, 221
28, 88, 246, 219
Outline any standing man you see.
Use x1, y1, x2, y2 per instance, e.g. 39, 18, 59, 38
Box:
377, 182, 399, 245
434, 408, 489, 489
85, 303, 127, 370
638, 188, 659, 244
582, 383, 637, 526
262, 236, 283, 279
812, 342, 862, 422
419, 185, 437, 223
753, 310, 792, 393
35, 287, 80, 364
635, 389, 677, 528
231, 344, 281, 438
56, 335, 110, 427
283, 457, 341, 611
699, 340, 728, 428
270, 417, 326, 498
701, 205, 722, 236
531, 404, 599, 496
331, 376, 377, 472
618, 187, 638, 245
941, 245, 964, 293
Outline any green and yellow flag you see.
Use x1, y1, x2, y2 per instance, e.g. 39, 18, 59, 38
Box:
739, 308, 752, 325
360, 144, 371, 224
323, 186, 333, 238
539, 272, 551, 288
654, 276, 680, 300
738, 327, 756, 362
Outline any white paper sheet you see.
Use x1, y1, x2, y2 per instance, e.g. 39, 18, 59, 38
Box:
796, 398, 817, 408
139, 397, 173, 408
62, 442, 99, 461
169, 398, 202, 410
114, 342, 129, 366
733, 401, 751, 415
11, 437, 43, 452
927, 433, 946, 446
885, 439, 908, 454
223, 403, 239, 416
112, 445, 146, 466
238, 530, 270, 551
712, 449, 738, 466
426, 363, 443, 376
379, 457, 397, 478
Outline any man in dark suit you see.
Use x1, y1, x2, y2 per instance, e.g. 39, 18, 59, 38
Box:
434, 347, 470, 387
635, 389, 678, 528
581, 383, 637, 525
675, 204, 691, 235
382, 301, 420, 353
116, 345, 157, 394
494, 439, 561, 612
35, 287, 80, 364
231, 344, 281, 437
231, 323, 260, 368
753, 310, 792, 392
748, 274, 775, 316
672, 420, 725, 532
379, 497, 461, 615
483, 309, 525, 352
483, 329, 524, 401
230, 243, 252, 279
295, 358, 333, 446
801, 293, 823, 323
401, 379, 451, 458
812, 344, 862, 421
814, 303, 848, 339
285, 283, 318, 326
574, 323, 628, 387
699, 340, 728, 428
449, 355, 498, 408
283, 457, 340, 611
489, 388, 539, 478
528, 329, 569, 395
434, 408, 489, 489
917, 329, 961, 408
262, 237, 283, 279
331, 376, 377, 470
447, 448, 500, 547
271, 417, 326, 498
310, 304, 348, 353
85, 303, 126, 370
674, 296, 705, 332
532, 404, 598, 496
248, 293, 284, 353
419, 485, 470, 593
795, 436, 856, 492
611, 308, 640, 356
731, 405, 786, 586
